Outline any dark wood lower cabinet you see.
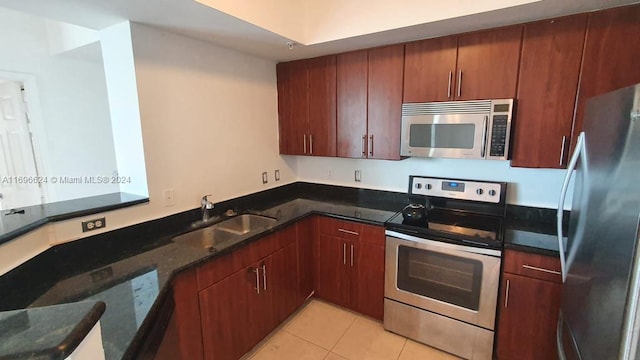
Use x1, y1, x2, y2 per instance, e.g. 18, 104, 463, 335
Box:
315, 219, 385, 320
170, 216, 385, 360
497, 253, 562, 360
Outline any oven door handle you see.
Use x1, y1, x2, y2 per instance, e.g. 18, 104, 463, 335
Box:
385, 230, 501, 257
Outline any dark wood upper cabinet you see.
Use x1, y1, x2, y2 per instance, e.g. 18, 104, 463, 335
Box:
511, 15, 588, 168
277, 56, 336, 156
404, 36, 458, 103
277, 60, 308, 155
337, 50, 368, 158
456, 26, 523, 101
572, 4, 640, 153
336, 46, 404, 160
308, 56, 337, 157
367, 44, 404, 160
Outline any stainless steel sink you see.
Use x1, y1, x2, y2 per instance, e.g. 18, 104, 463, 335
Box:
172, 214, 277, 250
215, 214, 277, 235
172, 227, 237, 249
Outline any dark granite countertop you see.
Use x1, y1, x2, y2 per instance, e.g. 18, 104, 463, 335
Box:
0, 193, 397, 360
0, 301, 105, 360
503, 205, 569, 257
0, 183, 567, 359
0, 193, 149, 245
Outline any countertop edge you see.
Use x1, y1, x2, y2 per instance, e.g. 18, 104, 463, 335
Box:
0, 194, 149, 246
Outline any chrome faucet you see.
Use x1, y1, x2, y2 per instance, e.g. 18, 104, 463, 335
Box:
201, 194, 214, 222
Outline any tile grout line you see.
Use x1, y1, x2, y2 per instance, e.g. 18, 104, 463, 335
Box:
328, 313, 359, 356
396, 338, 408, 360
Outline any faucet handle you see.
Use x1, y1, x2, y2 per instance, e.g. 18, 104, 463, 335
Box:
201, 194, 214, 209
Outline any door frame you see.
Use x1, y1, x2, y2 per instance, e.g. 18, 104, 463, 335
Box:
0, 70, 50, 204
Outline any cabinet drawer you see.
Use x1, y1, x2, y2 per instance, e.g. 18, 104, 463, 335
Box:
504, 249, 562, 283
318, 216, 362, 240
196, 234, 279, 290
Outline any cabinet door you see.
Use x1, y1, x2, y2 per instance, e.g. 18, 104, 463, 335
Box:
277, 60, 309, 155
367, 44, 404, 160
512, 15, 587, 168
308, 56, 337, 157
572, 4, 640, 152
316, 234, 350, 307
172, 269, 203, 360
337, 50, 368, 158
496, 273, 562, 360
456, 26, 523, 101
404, 36, 458, 102
268, 243, 299, 325
199, 267, 254, 360
296, 217, 316, 304
350, 225, 385, 320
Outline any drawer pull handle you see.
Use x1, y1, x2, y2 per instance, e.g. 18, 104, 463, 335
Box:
338, 228, 359, 236
522, 264, 561, 275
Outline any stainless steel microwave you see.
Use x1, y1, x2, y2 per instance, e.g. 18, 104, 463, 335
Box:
400, 99, 514, 160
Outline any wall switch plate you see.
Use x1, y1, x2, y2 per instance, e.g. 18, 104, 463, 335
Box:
274, 169, 280, 181
355, 170, 362, 182
163, 189, 175, 206
82, 217, 106, 232
262, 172, 268, 184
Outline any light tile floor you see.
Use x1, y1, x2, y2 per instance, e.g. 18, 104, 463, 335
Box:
243, 299, 461, 360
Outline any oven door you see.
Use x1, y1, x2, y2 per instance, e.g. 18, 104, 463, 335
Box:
385, 231, 501, 330
400, 113, 489, 159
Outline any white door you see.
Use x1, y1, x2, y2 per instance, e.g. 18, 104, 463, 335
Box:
0, 80, 43, 210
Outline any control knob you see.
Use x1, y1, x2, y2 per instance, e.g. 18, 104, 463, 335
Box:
426, 184, 432, 190
488, 189, 497, 197
476, 189, 484, 195
415, 183, 422, 189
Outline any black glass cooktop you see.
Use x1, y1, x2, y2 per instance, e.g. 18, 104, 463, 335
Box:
385, 208, 504, 248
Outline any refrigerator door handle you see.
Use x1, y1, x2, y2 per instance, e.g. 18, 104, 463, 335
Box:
557, 132, 585, 282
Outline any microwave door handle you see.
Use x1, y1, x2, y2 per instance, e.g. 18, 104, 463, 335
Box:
481, 116, 488, 158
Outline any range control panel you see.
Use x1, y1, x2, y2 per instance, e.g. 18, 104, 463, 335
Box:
409, 176, 503, 203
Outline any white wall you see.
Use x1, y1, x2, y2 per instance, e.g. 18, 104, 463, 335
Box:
294, 156, 573, 209
0, 8, 118, 203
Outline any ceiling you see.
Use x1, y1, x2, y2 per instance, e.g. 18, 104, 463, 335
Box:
0, 0, 638, 62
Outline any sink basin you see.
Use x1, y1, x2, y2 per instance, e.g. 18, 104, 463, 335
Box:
172, 227, 237, 249
172, 214, 277, 250
215, 214, 277, 235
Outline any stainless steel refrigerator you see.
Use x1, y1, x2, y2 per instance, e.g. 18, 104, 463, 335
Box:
556, 83, 640, 360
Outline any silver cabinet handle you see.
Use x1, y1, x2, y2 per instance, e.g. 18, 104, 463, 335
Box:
559, 136, 567, 166
480, 116, 488, 158
522, 264, 561, 275
338, 228, 359, 236
447, 71, 452, 98
504, 279, 510, 308
253, 267, 260, 294
558, 132, 585, 282
309, 134, 313, 155
343, 243, 347, 265
261, 264, 267, 291
362, 135, 367, 157
350, 244, 354, 267
457, 70, 462, 98
369, 135, 374, 156
303, 134, 307, 154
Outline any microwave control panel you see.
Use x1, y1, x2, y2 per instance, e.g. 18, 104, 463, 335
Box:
487, 100, 514, 160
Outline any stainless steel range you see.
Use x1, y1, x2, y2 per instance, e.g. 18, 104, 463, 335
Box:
384, 176, 507, 360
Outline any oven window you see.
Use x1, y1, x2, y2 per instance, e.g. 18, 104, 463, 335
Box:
409, 124, 475, 149
397, 245, 483, 310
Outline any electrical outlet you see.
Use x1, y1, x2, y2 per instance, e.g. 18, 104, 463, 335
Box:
328, 169, 333, 179
163, 189, 175, 206
262, 172, 268, 184
82, 217, 106, 232
275, 169, 280, 181
355, 170, 362, 182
